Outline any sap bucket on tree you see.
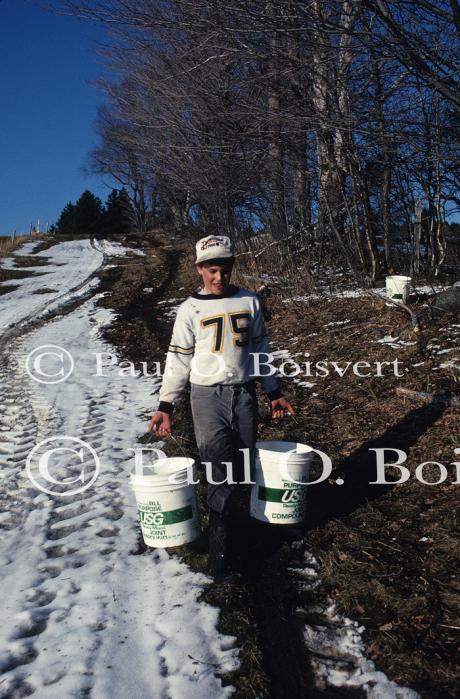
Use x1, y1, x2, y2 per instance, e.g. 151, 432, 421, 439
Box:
130, 457, 200, 548
250, 441, 314, 525
386, 275, 412, 303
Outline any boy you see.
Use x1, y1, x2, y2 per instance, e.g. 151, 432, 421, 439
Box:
148, 235, 295, 582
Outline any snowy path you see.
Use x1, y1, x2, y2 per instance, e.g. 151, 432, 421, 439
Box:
0, 241, 238, 698
0, 239, 105, 332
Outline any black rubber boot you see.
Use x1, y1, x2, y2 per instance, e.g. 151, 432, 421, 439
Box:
208, 508, 239, 584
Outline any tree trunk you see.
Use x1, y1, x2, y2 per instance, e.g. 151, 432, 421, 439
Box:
267, 20, 286, 239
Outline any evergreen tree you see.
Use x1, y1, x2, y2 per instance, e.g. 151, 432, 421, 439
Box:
102, 188, 133, 236
55, 192, 105, 236
74, 190, 104, 236
55, 202, 77, 235
55, 189, 136, 237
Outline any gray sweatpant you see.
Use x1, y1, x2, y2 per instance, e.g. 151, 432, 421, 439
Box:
190, 381, 258, 514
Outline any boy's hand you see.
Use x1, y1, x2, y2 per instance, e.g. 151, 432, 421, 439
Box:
147, 411, 172, 437
271, 397, 296, 420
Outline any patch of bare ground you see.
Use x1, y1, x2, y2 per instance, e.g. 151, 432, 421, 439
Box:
265, 289, 459, 699
0, 268, 48, 283
99, 231, 458, 698
0, 235, 54, 287
4, 254, 52, 267
0, 284, 20, 296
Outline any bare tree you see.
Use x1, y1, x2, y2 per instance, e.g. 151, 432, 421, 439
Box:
59, 0, 460, 284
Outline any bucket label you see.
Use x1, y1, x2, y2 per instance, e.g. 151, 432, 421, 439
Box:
258, 486, 306, 504
138, 504, 193, 526
143, 500, 162, 511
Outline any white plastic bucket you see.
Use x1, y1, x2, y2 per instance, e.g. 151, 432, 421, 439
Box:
386, 275, 412, 303
130, 457, 200, 548
250, 441, 314, 525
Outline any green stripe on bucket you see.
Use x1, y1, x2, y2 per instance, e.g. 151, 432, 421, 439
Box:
258, 486, 306, 503
139, 505, 193, 525
391, 293, 403, 299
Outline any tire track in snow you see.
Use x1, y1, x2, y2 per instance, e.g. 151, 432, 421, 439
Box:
0, 257, 239, 697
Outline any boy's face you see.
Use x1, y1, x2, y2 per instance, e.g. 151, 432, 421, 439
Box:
196, 260, 233, 295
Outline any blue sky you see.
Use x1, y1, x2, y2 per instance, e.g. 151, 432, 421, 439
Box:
0, 0, 113, 235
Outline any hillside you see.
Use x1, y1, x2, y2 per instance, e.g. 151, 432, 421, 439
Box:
0, 231, 458, 698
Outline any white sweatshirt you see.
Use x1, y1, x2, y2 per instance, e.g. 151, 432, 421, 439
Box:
158, 285, 281, 413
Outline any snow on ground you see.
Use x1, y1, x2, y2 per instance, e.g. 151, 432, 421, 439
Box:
0, 240, 239, 697
325, 319, 351, 327
0, 239, 104, 330
281, 281, 446, 304
93, 240, 145, 258
0, 238, 146, 331
374, 335, 417, 349
291, 547, 419, 699
421, 324, 460, 372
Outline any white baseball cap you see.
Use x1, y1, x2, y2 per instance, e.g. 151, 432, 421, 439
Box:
195, 235, 234, 264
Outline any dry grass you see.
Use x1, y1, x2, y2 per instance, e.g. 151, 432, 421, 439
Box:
264, 292, 460, 698
0, 232, 44, 259
32, 287, 58, 294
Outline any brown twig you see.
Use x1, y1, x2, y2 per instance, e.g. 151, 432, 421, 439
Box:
396, 386, 460, 406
